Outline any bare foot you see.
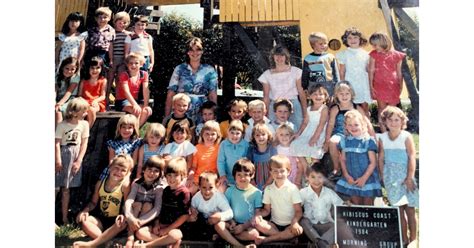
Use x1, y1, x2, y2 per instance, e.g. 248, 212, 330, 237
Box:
73, 241, 90, 248
245, 244, 257, 248
254, 235, 266, 245
133, 239, 146, 248
125, 235, 135, 248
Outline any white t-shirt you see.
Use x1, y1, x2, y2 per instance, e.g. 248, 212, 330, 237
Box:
191, 190, 233, 221
258, 66, 302, 100
55, 120, 90, 146
124, 32, 153, 56
162, 140, 196, 158
262, 179, 302, 226
300, 186, 343, 224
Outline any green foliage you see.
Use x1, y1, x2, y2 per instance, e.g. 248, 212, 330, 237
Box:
55, 224, 84, 238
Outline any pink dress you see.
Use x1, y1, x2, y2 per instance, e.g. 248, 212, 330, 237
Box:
369, 50, 405, 105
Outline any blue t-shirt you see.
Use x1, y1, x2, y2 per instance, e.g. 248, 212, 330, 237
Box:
225, 185, 262, 224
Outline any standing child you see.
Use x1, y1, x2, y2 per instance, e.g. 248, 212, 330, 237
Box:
275, 124, 303, 188
107, 11, 131, 108
335, 110, 382, 205
137, 123, 166, 179
186, 120, 222, 194
368, 32, 406, 132
56, 12, 86, 68
378, 106, 418, 245
84, 7, 115, 67
55, 57, 80, 126
134, 157, 191, 248
163, 93, 195, 138
290, 84, 329, 172
244, 99, 275, 142
195, 101, 218, 138
247, 123, 277, 190
217, 120, 249, 192
220, 98, 248, 139
336, 27, 372, 116
73, 154, 132, 247
299, 163, 344, 248
125, 15, 155, 73
124, 155, 166, 247
55, 97, 90, 224
115, 52, 152, 127
269, 99, 295, 131
253, 155, 303, 245
162, 121, 196, 170
301, 32, 340, 98
79, 56, 107, 128
325, 81, 375, 180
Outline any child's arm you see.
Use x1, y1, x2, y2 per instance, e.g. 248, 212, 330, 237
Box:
139, 188, 164, 225
72, 137, 88, 176
124, 183, 138, 220
108, 146, 116, 165
368, 57, 376, 99
309, 105, 329, 146
332, 57, 340, 82
396, 60, 403, 94
55, 39, 62, 65
324, 106, 338, 151
132, 146, 139, 171
356, 105, 375, 137
338, 63, 346, 81
404, 133, 417, 192
262, 83, 271, 117
290, 203, 304, 235
136, 145, 145, 179
377, 139, 385, 184
77, 80, 84, 98
187, 156, 198, 188
55, 138, 62, 173
294, 159, 304, 189
77, 181, 101, 223
296, 77, 308, 119
56, 83, 78, 107
78, 39, 85, 65
92, 78, 107, 108
217, 144, 228, 185
108, 41, 114, 67
185, 153, 193, 174
354, 150, 377, 188
340, 151, 355, 185
124, 39, 131, 59
142, 73, 150, 109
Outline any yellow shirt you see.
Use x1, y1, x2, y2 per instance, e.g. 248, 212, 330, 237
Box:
98, 177, 125, 217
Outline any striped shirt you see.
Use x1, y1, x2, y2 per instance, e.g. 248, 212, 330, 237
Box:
113, 30, 130, 59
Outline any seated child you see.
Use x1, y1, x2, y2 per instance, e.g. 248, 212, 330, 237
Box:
73, 154, 132, 247
220, 98, 248, 139
163, 93, 195, 139
136, 123, 166, 179
299, 163, 344, 248
162, 121, 196, 170
195, 101, 218, 138
244, 99, 275, 142
253, 155, 303, 245
269, 98, 295, 131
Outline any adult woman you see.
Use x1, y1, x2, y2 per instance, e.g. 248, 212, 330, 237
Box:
258, 45, 307, 131
164, 37, 218, 124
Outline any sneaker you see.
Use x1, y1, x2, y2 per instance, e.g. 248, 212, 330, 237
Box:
327, 170, 342, 180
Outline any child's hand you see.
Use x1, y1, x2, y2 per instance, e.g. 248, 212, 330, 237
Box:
233, 224, 245, 235
344, 174, 355, 185
218, 176, 228, 187
148, 63, 154, 72
158, 227, 170, 236
404, 177, 416, 192
290, 222, 303, 236
115, 215, 126, 228
127, 216, 141, 231
252, 215, 263, 227
71, 160, 81, 175
207, 212, 221, 225
188, 208, 198, 222
354, 176, 368, 188
228, 220, 237, 232
76, 211, 88, 223
309, 135, 319, 146
55, 161, 62, 174
185, 175, 194, 188
132, 104, 141, 116
323, 141, 329, 153
55, 103, 62, 112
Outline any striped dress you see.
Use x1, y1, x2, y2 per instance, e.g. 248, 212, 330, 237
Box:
247, 144, 277, 190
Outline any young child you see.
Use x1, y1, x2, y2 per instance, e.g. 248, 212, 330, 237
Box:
187, 120, 222, 194
275, 124, 303, 188
195, 101, 218, 138
247, 123, 277, 190
163, 93, 195, 138
336, 27, 372, 116
299, 163, 344, 248
244, 99, 275, 142
55, 57, 80, 126
78, 56, 107, 128
259, 45, 307, 130
290, 84, 329, 172
84, 7, 115, 67
134, 157, 191, 248
325, 81, 375, 180
225, 158, 262, 243
269, 99, 295, 131
162, 121, 196, 170
56, 12, 86, 68
137, 123, 166, 179
73, 154, 132, 247
55, 97, 89, 224
368, 32, 406, 132
253, 155, 303, 245
378, 106, 418, 245
301, 32, 340, 98
335, 110, 382, 205
217, 120, 249, 192
125, 15, 154, 73
115, 52, 152, 127
220, 98, 248, 139
188, 172, 245, 246
107, 11, 131, 108
124, 155, 166, 247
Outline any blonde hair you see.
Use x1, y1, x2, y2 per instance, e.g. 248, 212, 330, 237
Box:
110, 154, 134, 171
269, 154, 291, 171
251, 123, 273, 146
380, 106, 408, 130
274, 124, 294, 146
125, 52, 145, 65
344, 110, 368, 137
95, 7, 112, 17
308, 32, 328, 48
165, 157, 188, 177
334, 81, 355, 103
172, 93, 191, 104
228, 119, 244, 132
115, 114, 140, 140
113, 11, 130, 24
199, 120, 222, 144
198, 172, 218, 186
144, 123, 166, 144
248, 99, 266, 112
227, 99, 248, 113
64, 97, 89, 120
369, 32, 393, 51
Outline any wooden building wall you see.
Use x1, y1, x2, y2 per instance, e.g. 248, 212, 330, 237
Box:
55, 0, 89, 36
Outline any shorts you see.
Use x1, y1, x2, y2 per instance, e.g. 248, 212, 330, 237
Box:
272, 221, 289, 232
140, 56, 151, 72
90, 208, 117, 230
115, 98, 145, 111
187, 213, 216, 240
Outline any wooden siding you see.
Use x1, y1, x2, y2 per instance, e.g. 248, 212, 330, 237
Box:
219, 0, 300, 23
125, 0, 200, 5
55, 0, 89, 35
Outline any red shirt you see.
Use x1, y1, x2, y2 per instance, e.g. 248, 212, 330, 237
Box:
116, 70, 148, 100
81, 77, 107, 112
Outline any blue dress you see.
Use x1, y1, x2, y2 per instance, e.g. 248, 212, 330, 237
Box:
335, 135, 382, 197
378, 131, 419, 207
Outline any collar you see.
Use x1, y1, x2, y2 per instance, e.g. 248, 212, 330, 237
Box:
271, 179, 291, 189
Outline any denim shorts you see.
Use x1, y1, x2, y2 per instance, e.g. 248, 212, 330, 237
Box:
115, 98, 144, 111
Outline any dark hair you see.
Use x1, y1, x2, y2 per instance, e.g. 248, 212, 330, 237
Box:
341, 27, 367, 47
167, 121, 192, 143
273, 98, 293, 113
306, 161, 325, 177
133, 15, 149, 24
61, 12, 85, 35
269, 45, 291, 68
200, 101, 218, 115
232, 158, 255, 177
56, 56, 79, 91
82, 56, 105, 80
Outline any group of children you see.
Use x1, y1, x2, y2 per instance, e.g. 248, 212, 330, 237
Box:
55, 6, 419, 248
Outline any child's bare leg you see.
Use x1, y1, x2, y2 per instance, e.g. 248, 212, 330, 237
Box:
139, 107, 152, 127
78, 215, 103, 239
298, 157, 309, 176
132, 202, 143, 218
106, 67, 116, 108
398, 205, 408, 244
350, 196, 363, 205
61, 188, 70, 224
328, 139, 341, 173
362, 197, 374, 206
214, 221, 244, 246
55, 111, 63, 126
361, 102, 370, 118
139, 202, 153, 217
256, 227, 299, 245
254, 219, 281, 245
406, 206, 417, 243
74, 221, 127, 247
87, 107, 98, 129
376, 101, 388, 133
140, 229, 183, 247
235, 228, 261, 241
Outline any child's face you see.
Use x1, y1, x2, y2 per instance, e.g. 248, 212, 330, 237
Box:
114, 19, 128, 31
120, 124, 135, 140
253, 130, 269, 146
110, 164, 129, 181
227, 129, 243, 144
276, 129, 292, 146
372, 43, 384, 52
306, 171, 324, 190
202, 129, 218, 145
89, 65, 102, 78
143, 166, 161, 183
385, 115, 403, 132
229, 105, 246, 120
96, 14, 111, 27
336, 88, 352, 104
273, 54, 286, 66
199, 180, 216, 200
201, 109, 215, 122
72, 109, 87, 120
134, 21, 147, 33
173, 99, 189, 117
270, 166, 289, 183
347, 34, 361, 48
147, 134, 161, 147
275, 105, 290, 123
127, 58, 142, 72
172, 130, 187, 144
346, 118, 363, 137
234, 171, 252, 189
166, 173, 183, 189
310, 90, 327, 105
68, 20, 81, 32
313, 39, 328, 53
249, 108, 265, 123
63, 63, 77, 78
